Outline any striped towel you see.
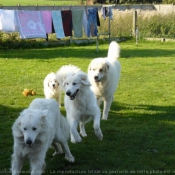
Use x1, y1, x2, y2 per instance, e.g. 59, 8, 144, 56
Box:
0, 9, 18, 32
52, 10, 65, 39
61, 10, 72, 37
71, 9, 84, 38
16, 10, 46, 39
41, 11, 52, 34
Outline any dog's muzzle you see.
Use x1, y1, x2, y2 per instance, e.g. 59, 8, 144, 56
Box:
66, 89, 79, 100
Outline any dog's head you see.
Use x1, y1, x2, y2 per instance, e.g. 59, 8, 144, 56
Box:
44, 72, 59, 90
88, 59, 109, 83
63, 72, 91, 100
17, 109, 48, 147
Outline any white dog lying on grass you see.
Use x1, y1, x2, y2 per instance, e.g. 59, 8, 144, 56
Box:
43, 72, 62, 106
88, 41, 121, 120
56, 65, 103, 143
11, 98, 74, 175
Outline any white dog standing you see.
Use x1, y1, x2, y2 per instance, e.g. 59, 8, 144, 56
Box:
56, 65, 103, 143
43, 72, 62, 106
88, 41, 121, 120
11, 98, 74, 175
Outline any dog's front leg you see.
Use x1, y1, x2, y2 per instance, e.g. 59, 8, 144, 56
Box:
11, 153, 25, 175
30, 151, 46, 175
102, 97, 113, 120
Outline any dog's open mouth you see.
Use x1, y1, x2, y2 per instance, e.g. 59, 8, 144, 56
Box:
70, 89, 79, 100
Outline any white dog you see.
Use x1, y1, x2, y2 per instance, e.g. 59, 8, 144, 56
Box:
11, 98, 74, 175
43, 72, 62, 106
56, 65, 103, 143
88, 41, 121, 120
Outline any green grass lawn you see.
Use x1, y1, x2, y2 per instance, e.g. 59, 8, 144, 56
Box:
0, 0, 82, 6
0, 41, 175, 174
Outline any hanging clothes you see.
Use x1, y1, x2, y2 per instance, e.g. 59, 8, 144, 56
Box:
82, 10, 88, 37
71, 9, 84, 38
41, 11, 52, 34
52, 10, 65, 39
61, 10, 72, 37
87, 8, 98, 37
0, 9, 18, 32
101, 6, 113, 20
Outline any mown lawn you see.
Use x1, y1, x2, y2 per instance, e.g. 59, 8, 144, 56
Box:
0, 41, 175, 174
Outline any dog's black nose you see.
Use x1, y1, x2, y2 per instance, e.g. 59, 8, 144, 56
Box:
26, 139, 32, 145
52, 84, 55, 87
66, 91, 71, 96
94, 76, 98, 80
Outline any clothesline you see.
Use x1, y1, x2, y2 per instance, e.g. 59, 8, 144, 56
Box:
0, 7, 113, 40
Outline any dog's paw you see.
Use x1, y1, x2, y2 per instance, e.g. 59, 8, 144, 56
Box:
95, 128, 103, 140
65, 155, 75, 163
80, 132, 87, 137
102, 115, 108, 120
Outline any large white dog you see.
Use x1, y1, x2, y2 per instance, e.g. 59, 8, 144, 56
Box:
11, 98, 74, 175
43, 72, 62, 106
88, 41, 121, 120
56, 65, 103, 143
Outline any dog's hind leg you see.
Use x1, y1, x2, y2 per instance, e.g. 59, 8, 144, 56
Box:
93, 112, 103, 140
68, 118, 82, 143
52, 142, 64, 157
79, 122, 87, 137
58, 140, 75, 162
11, 154, 25, 175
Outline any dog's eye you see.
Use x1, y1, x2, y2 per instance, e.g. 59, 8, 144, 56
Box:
32, 127, 37, 131
23, 128, 27, 131
73, 83, 77, 85
66, 83, 69, 85
99, 69, 103, 72
93, 69, 95, 71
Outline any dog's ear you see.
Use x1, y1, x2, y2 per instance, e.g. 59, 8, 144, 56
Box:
104, 62, 110, 72
80, 74, 91, 86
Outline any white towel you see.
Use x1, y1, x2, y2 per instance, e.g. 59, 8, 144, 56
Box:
0, 9, 18, 32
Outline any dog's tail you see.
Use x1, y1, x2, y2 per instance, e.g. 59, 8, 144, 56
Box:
107, 41, 120, 60
56, 65, 81, 90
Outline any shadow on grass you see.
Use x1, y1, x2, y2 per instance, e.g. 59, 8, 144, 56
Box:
1, 46, 175, 60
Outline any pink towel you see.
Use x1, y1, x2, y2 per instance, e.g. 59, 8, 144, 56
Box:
16, 10, 46, 39
41, 11, 52, 34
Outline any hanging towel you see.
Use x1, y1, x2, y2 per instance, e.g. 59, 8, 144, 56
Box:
16, 10, 46, 39
61, 10, 72, 37
52, 10, 65, 39
0, 9, 18, 32
82, 10, 88, 37
71, 9, 84, 38
41, 11, 52, 34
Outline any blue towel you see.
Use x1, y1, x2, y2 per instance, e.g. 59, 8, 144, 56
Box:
52, 10, 65, 39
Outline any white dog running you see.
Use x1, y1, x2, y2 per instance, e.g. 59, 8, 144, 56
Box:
88, 41, 121, 120
11, 98, 74, 175
43, 72, 62, 106
56, 65, 103, 143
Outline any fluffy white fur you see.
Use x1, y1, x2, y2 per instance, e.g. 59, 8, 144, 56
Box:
88, 41, 121, 120
43, 72, 62, 106
56, 65, 103, 143
11, 98, 74, 175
